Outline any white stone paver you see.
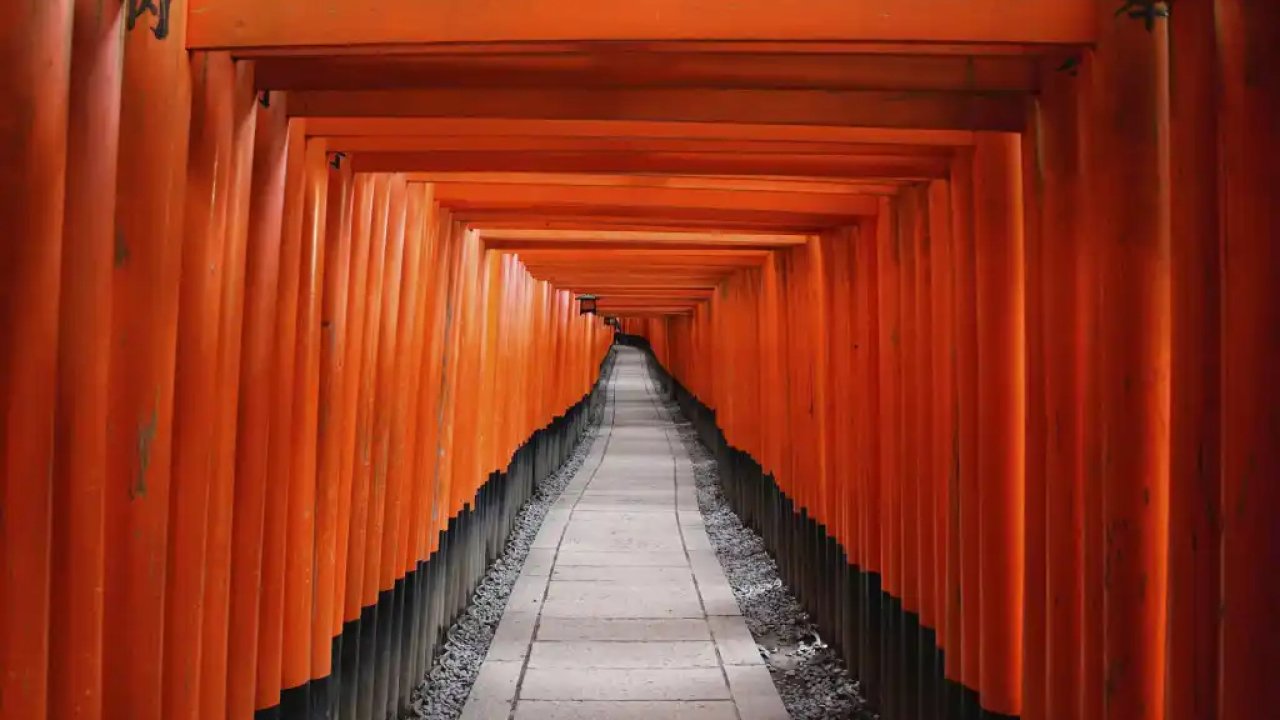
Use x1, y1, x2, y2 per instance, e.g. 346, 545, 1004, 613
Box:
463, 348, 789, 718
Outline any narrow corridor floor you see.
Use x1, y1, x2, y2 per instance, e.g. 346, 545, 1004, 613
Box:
460, 347, 789, 719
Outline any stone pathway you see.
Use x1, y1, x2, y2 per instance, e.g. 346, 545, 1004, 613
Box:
460, 347, 790, 719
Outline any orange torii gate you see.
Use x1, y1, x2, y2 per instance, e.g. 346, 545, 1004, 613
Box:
2, 1, 1278, 720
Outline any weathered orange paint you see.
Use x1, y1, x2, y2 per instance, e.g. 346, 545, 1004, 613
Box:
164, 50, 236, 720
199, 58, 259, 720
1089, 6, 1172, 717
103, 5, 192, 717
48, 0, 121, 715
255, 116, 307, 710
225, 89, 289, 720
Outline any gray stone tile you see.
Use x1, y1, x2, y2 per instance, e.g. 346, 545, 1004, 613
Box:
541, 581, 703, 619
519, 668, 731, 701
523, 548, 555, 576
507, 573, 549, 613
708, 615, 763, 666
682, 527, 714, 551
555, 551, 689, 567
486, 611, 537, 662
514, 700, 738, 719
460, 660, 522, 718
527, 640, 719, 669
536, 617, 711, 642
725, 664, 790, 719
552, 565, 692, 584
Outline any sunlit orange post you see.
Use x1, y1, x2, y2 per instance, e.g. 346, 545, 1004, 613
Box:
281, 137, 331, 707
256, 116, 308, 713
226, 89, 289, 720
200, 58, 259, 720
972, 132, 1025, 719
313, 150, 355, 700
332, 172, 375, 717
363, 174, 408, 717
380, 178, 427, 714
1216, 2, 1280, 717
48, 0, 122, 715
0, 0, 72, 715
1088, 5, 1172, 718
104, 5, 192, 718
165, 51, 237, 720
1036, 62, 1087, 720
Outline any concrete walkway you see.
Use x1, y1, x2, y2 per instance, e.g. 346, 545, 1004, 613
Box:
461, 347, 790, 719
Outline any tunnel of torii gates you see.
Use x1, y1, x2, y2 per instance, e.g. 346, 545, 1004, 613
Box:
1, 1, 1278, 719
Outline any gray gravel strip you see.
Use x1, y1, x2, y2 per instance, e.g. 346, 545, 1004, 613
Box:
408, 421, 600, 720
666, 402, 876, 720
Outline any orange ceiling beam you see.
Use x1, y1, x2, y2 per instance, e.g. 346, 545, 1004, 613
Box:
188, 0, 1094, 49
453, 208, 851, 232
253, 52, 1037, 93
411, 173, 905, 197
481, 229, 809, 246
287, 88, 1024, 132
328, 135, 953, 156
306, 118, 975, 146
430, 183, 879, 217
350, 149, 951, 178
471, 218, 821, 233
239, 40, 1069, 59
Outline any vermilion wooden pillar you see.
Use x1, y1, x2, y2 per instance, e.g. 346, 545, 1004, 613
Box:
1036, 63, 1087, 720
104, 6, 192, 718
1020, 102, 1047, 720
1166, 4, 1221, 719
0, 0, 72, 716
226, 92, 289, 720
1216, 2, 1280, 716
314, 153, 355, 687
334, 173, 377, 646
972, 132, 1025, 718
1088, 5, 1172, 718
256, 116, 307, 712
346, 174, 392, 717
280, 137, 330, 702
948, 149, 981, 702
854, 209, 883, 703
876, 196, 903, 611
200, 59, 259, 720
926, 179, 956, 682
49, 0, 122, 716
164, 51, 236, 720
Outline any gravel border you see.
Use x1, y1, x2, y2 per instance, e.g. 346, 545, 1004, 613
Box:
666, 401, 877, 720
408, 419, 601, 720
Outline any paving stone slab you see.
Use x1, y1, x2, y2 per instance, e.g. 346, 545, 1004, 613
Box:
519, 668, 731, 701
554, 550, 690, 567
536, 617, 712, 642
514, 700, 738, 719
527, 640, 719, 669
541, 580, 704, 619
